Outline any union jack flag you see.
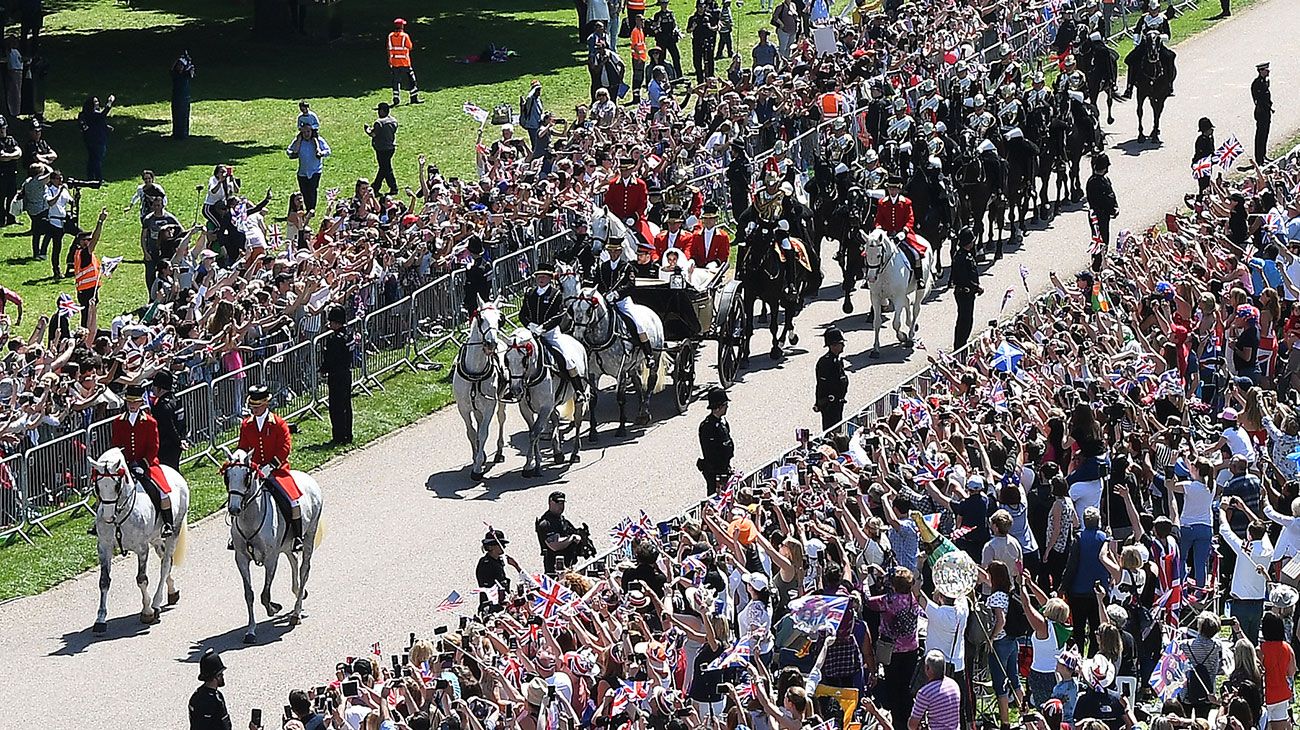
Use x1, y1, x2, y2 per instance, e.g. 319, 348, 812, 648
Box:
899, 396, 931, 428
435, 590, 465, 612
609, 518, 636, 545
787, 595, 849, 635
1108, 368, 1137, 392
1215, 135, 1243, 169
530, 573, 577, 619
915, 461, 949, 487
702, 638, 753, 671
57, 292, 82, 317
1149, 636, 1187, 700
1088, 212, 1105, 255
325, 187, 341, 208
518, 256, 531, 278
268, 224, 285, 250
986, 382, 1009, 412
1191, 156, 1213, 179
611, 680, 651, 714
500, 656, 524, 687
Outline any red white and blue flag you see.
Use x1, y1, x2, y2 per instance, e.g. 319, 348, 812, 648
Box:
611, 680, 651, 714
57, 292, 82, 317
1215, 135, 1243, 169
436, 590, 465, 612
1191, 156, 1213, 179
915, 462, 949, 487
1149, 637, 1187, 700
529, 573, 577, 619
702, 638, 753, 671
787, 594, 850, 635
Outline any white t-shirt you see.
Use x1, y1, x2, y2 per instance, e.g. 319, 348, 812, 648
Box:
243, 211, 267, 250
738, 598, 774, 654
546, 670, 573, 704
1222, 426, 1256, 462
46, 185, 71, 226
1069, 479, 1103, 518
924, 598, 969, 672
1180, 480, 1213, 527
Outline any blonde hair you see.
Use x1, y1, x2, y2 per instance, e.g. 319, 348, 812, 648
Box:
1120, 545, 1144, 571
409, 639, 435, 668
1043, 598, 1071, 624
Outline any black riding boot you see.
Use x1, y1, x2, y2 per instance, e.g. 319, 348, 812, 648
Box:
639, 336, 654, 358
160, 506, 175, 538
291, 516, 305, 552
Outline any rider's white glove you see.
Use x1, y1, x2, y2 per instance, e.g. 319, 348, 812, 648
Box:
745, 221, 757, 235
258, 464, 273, 479
605, 291, 618, 303
778, 219, 790, 231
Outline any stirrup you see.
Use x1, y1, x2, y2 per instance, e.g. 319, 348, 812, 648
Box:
292, 537, 305, 552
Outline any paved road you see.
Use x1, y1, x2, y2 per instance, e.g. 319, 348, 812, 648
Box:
3, 4, 1298, 725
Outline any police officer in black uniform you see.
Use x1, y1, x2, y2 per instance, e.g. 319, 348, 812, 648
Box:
1193, 117, 1215, 196
535, 491, 587, 574
462, 236, 495, 313
0, 118, 19, 227
649, 0, 683, 79
1252, 62, 1272, 164
318, 304, 354, 445
696, 387, 734, 495
950, 227, 983, 349
813, 327, 849, 432
687, 0, 719, 83
476, 528, 519, 610
1085, 153, 1118, 271
151, 370, 186, 470
189, 648, 232, 730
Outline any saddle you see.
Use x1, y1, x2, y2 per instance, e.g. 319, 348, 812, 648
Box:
775, 237, 814, 271
131, 462, 171, 499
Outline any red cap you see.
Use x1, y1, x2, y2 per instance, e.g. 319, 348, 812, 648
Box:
394, 17, 407, 26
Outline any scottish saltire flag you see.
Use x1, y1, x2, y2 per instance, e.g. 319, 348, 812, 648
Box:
1150, 637, 1187, 700
787, 595, 850, 634
1191, 156, 1213, 179
990, 342, 1024, 374
1215, 135, 1243, 169
703, 638, 753, 671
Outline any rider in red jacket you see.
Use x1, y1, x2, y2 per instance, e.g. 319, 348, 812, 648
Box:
873, 174, 926, 281
109, 384, 174, 536
237, 385, 303, 551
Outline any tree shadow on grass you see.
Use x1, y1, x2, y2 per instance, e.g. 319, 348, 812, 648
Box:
37, 115, 281, 186
39, 1, 585, 111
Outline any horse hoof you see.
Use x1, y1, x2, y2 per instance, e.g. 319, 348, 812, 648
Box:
494, 453, 505, 464
167, 591, 180, 606
521, 468, 537, 478
869, 351, 880, 359
267, 602, 282, 615
92, 622, 107, 634
1137, 134, 1146, 143
470, 470, 484, 482
635, 414, 650, 426
570, 454, 581, 464
288, 614, 301, 626
589, 432, 600, 444
140, 611, 158, 625
1107, 116, 1115, 125
553, 454, 565, 465
243, 633, 257, 645
788, 333, 799, 346
842, 300, 853, 314
615, 427, 627, 437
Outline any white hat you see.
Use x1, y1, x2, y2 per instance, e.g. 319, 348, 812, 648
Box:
804, 538, 826, 558
834, 162, 849, 175
742, 572, 770, 591
934, 121, 947, 133
1088, 31, 1102, 41
1004, 127, 1024, 140
1084, 655, 1116, 689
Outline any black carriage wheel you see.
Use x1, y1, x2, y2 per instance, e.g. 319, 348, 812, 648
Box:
674, 342, 696, 414
717, 297, 744, 387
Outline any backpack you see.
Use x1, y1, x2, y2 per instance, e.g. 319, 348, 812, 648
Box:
966, 595, 995, 647
490, 103, 513, 125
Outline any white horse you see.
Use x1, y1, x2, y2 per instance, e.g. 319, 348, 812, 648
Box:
569, 286, 665, 438
222, 448, 323, 643
862, 229, 935, 356
502, 327, 587, 477
452, 301, 509, 481
91, 448, 190, 633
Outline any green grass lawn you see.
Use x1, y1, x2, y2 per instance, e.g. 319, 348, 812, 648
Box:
0, 0, 1255, 598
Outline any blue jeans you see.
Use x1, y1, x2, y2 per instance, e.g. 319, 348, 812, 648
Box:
1180, 523, 1213, 587
989, 636, 1021, 699
1230, 598, 1265, 644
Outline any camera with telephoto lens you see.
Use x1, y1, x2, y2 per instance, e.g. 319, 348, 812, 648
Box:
65, 178, 103, 190
575, 523, 597, 559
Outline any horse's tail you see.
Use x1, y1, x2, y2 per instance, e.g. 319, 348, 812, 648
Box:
172, 516, 189, 566
314, 515, 328, 549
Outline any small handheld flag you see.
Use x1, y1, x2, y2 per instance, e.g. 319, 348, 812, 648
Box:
1214, 135, 1243, 169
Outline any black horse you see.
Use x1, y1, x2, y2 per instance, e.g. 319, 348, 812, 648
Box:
1127, 33, 1177, 143
1000, 130, 1040, 253
1057, 91, 1102, 200
736, 217, 810, 361
906, 164, 954, 270
806, 156, 842, 258
955, 134, 1004, 256
1026, 104, 1067, 219
1081, 40, 1120, 125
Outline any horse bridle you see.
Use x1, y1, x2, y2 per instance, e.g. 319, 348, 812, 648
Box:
222, 459, 272, 545
91, 465, 137, 526
455, 308, 501, 386
861, 233, 896, 281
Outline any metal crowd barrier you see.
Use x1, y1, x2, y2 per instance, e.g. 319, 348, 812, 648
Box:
0, 1, 1207, 543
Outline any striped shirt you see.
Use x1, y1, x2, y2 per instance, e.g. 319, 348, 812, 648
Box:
911, 677, 961, 730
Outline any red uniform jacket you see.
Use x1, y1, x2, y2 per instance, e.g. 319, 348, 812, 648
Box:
605, 176, 648, 223
112, 411, 170, 493
873, 195, 925, 253
238, 413, 299, 499
689, 227, 731, 267
112, 411, 160, 465
654, 228, 696, 258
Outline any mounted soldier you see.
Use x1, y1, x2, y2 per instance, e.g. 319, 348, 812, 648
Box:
236, 385, 303, 552
875, 173, 928, 283
102, 384, 175, 537
521, 262, 587, 399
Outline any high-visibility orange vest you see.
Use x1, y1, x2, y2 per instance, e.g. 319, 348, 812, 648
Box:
75, 251, 100, 292
819, 92, 841, 118
628, 0, 647, 11
630, 27, 649, 63
388, 31, 412, 68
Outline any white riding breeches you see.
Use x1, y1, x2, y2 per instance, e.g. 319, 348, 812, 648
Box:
614, 298, 648, 337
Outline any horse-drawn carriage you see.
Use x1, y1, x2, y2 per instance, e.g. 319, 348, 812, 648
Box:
627, 264, 745, 413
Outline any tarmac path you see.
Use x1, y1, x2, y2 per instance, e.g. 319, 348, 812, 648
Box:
2, 2, 1298, 725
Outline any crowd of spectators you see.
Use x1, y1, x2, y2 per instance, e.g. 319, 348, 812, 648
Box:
258, 146, 1300, 730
